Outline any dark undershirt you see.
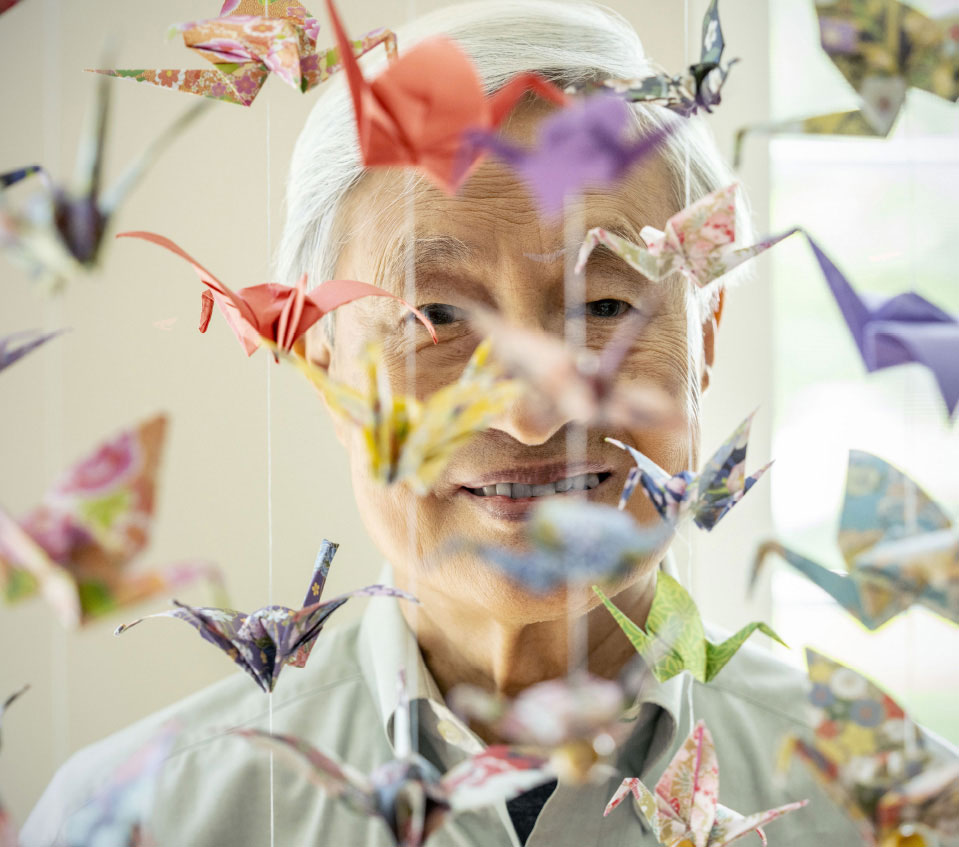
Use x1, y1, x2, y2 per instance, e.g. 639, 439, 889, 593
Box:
506, 779, 558, 844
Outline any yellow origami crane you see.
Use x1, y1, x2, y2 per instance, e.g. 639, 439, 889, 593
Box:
289, 340, 521, 494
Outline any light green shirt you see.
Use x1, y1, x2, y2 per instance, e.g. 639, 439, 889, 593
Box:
21, 566, 950, 846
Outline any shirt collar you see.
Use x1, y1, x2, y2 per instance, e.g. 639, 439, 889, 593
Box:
357, 558, 685, 775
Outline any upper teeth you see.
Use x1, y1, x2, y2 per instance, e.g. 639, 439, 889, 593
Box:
469, 473, 603, 498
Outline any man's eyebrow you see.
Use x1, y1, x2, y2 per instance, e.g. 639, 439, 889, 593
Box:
382, 234, 476, 284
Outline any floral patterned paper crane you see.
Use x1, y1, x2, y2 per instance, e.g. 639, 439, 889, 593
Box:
93, 1, 397, 107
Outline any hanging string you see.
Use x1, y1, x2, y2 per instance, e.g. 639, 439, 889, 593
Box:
263, 5, 276, 839
563, 195, 588, 678
43, 0, 69, 777
681, 0, 697, 731
403, 0, 420, 760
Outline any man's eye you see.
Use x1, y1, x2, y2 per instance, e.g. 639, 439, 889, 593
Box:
585, 299, 632, 319
417, 303, 467, 326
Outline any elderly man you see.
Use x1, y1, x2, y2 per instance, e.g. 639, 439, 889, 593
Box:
21, 2, 953, 846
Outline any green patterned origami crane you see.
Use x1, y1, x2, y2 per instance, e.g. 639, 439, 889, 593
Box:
593, 572, 784, 683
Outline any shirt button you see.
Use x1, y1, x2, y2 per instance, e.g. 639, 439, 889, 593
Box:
437, 719, 465, 745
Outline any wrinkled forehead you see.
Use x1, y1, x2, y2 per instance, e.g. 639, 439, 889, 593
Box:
333, 104, 680, 295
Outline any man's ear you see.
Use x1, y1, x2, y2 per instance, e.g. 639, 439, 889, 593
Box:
700, 287, 724, 394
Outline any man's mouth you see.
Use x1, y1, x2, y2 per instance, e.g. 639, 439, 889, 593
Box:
462, 471, 612, 499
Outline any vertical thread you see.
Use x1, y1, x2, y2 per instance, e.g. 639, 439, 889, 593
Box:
264, 6, 275, 838
563, 196, 588, 677
44, 0, 68, 776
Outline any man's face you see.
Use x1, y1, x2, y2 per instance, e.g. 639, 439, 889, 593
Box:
306, 104, 705, 625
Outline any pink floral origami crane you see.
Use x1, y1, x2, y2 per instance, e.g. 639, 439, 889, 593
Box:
575, 183, 796, 289
93, 1, 396, 107
605, 721, 807, 846
118, 231, 436, 357
0, 414, 222, 629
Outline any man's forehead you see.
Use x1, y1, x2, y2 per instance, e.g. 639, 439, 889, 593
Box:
334, 106, 678, 285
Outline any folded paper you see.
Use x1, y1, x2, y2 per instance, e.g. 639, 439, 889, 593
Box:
0, 329, 66, 374
93, 1, 395, 107
735, 0, 959, 163
803, 234, 959, 417
450, 673, 629, 783
606, 720, 807, 846
236, 672, 553, 847
594, 572, 784, 683
326, 0, 567, 193
116, 540, 416, 693
607, 411, 771, 530
473, 307, 678, 433
63, 723, 178, 847
576, 183, 797, 289
467, 499, 672, 593
0, 414, 223, 629
780, 649, 959, 845
116, 230, 436, 356
293, 339, 520, 494
0, 75, 205, 289
466, 93, 674, 214
752, 450, 958, 630
579, 0, 738, 116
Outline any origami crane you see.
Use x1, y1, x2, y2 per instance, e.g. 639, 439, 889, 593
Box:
579, 0, 738, 117
752, 450, 958, 631
449, 673, 630, 783
236, 672, 554, 847
293, 339, 521, 494
780, 649, 959, 846
0, 0, 23, 15
116, 540, 416, 693
734, 0, 959, 164
326, 0, 568, 193
0, 685, 28, 847
0, 329, 66, 374
465, 93, 675, 214
0, 414, 223, 629
606, 411, 771, 531
466, 500, 672, 594
63, 723, 179, 847
606, 720, 808, 846
594, 572, 784, 683
0, 75, 205, 290
575, 183, 797, 289
803, 234, 959, 417
472, 307, 679, 433
93, 1, 396, 108
116, 231, 437, 357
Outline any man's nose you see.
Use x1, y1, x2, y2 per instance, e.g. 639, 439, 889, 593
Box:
489, 387, 570, 446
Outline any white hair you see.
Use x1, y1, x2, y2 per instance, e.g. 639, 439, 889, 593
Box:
275, 0, 750, 421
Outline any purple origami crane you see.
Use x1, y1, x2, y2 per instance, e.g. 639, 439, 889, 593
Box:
0, 329, 66, 374
806, 235, 959, 417
115, 540, 418, 692
464, 93, 675, 214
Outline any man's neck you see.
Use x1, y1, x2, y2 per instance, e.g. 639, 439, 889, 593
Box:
397, 567, 659, 699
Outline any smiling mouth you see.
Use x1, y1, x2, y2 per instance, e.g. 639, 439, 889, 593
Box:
463, 472, 612, 499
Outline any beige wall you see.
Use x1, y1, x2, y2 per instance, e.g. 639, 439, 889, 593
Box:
0, 0, 771, 822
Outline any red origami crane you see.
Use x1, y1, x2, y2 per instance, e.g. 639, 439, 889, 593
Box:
325, 0, 569, 193
117, 231, 436, 356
